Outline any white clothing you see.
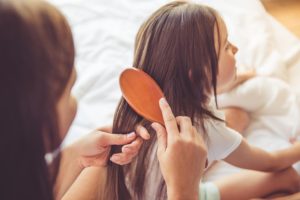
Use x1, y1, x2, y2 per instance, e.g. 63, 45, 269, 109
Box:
203, 106, 243, 166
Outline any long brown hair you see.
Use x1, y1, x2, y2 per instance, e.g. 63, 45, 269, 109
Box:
0, 0, 74, 199
105, 1, 221, 199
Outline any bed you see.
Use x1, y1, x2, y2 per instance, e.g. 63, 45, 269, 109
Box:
49, 0, 300, 180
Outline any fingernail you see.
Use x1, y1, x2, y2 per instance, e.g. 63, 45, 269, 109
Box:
140, 126, 150, 139
151, 122, 158, 129
127, 132, 136, 139
111, 155, 120, 161
159, 97, 168, 106
140, 126, 147, 132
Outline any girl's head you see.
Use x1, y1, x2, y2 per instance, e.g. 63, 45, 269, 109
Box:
106, 1, 238, 200
0, 0, 75, 199
133, 0, 238, 123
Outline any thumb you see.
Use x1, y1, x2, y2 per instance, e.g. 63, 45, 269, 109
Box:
97, 131, 136, 146
151, 122, 167, 157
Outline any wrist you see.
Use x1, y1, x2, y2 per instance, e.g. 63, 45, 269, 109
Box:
167, 184, 199, 200
64, 141, 85, 171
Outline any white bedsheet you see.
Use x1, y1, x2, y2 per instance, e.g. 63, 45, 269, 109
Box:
49, 0, 300, 178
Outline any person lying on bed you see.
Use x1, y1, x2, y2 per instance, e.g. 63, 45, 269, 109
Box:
65, 2, 300, 200
0, 0, 208, 199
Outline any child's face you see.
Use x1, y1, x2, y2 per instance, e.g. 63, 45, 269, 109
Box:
56, 68, 77, 140
216, 17, 238, 91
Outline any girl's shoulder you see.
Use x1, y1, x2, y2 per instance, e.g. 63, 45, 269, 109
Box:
202, 105, 243, 164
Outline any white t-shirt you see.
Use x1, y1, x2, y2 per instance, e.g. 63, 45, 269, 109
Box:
203, 106, 243, 166
129, 105, 243, 199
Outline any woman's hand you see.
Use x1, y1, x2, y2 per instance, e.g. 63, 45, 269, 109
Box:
77, 125, 150, 167
55, 126, 150, 199
151, 98, 207, 200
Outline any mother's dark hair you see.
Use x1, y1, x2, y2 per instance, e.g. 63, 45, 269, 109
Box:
0, 0, 74, 199
104, 1, 221, 199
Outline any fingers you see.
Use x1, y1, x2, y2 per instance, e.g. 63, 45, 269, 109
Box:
121, 137, 143, 154
97, 124, 150, 147
111, 137, 143, 165
97, 131, 137, 146
159, 98, 179, 143
151, 122, 167, 156
110, 150, 137, 165
110, 153, 133, 165
135, 125, 151, 140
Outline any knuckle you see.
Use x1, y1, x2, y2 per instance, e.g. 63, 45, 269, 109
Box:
192, 126, 197, 132
124, 153, 134, 159
182, 131, 192, 137
123, 146, 132, 153
182, 116, 191, 123
133, 138, 142, 147
122, 134, 129, 141
176, 116, 183, 121
129, 146, 138, 153
165, 114, 175, 122
162, 106, 172, 116
188, 126, 194, 135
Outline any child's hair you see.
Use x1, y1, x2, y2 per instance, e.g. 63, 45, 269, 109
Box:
0, 0, 74, 199
105, 1, 221, 199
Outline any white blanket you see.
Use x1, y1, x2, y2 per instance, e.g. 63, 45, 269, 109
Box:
49, 0, 300, 179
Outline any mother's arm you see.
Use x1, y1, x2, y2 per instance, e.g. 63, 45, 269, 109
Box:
55, 126, 149, 199
61, 167, 106, 200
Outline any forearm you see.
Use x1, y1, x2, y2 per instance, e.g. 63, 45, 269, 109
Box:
271, 145, 300, 171
54, 125, 111, 198
62, 167, 107, 200
225, 140, 300, 172
247, 145, 300, 172
54, 141, 84, 199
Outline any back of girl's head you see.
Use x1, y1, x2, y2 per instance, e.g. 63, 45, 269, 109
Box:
0, 0, 74, 199
133, 1, 221, 123
106, 1, 221, 200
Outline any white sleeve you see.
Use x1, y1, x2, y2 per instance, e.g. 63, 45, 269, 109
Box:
205, 119, 243, 164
